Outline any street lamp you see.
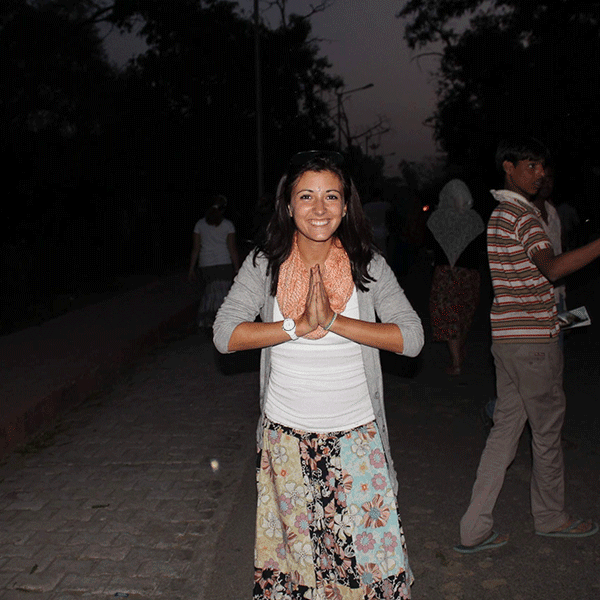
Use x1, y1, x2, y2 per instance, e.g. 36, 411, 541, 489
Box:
253, 0, 263, 197
336, 83, 374, 150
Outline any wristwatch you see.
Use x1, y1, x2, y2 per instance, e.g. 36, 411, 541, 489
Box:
282, 318, 298, 340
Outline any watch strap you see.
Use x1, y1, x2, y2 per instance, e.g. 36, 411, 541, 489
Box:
282, 318, 298, 340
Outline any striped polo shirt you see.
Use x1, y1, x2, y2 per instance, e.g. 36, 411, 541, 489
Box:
487, 190, 559, 342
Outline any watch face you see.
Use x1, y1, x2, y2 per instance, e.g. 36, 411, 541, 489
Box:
283, 318, 294, 331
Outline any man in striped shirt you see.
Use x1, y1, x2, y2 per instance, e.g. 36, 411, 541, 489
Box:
455, 137, 600, 553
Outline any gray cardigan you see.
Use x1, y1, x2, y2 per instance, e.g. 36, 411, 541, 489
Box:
213, 252, 424, 494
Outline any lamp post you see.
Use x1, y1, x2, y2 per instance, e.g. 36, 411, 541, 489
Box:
335, 83, 374, 150
254, 0, 263, 197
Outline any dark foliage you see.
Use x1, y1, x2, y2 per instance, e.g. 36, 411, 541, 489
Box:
398, 1, 600, 207
0, 0, 358, 333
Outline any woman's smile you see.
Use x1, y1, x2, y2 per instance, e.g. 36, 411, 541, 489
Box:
289, 170, 346, 247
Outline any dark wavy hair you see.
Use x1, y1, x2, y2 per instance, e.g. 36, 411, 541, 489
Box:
254, 151, 376, 296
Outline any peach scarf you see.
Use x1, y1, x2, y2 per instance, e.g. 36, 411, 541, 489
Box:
277, 234, 354, 339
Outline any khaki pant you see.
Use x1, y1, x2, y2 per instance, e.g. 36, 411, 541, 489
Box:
460, 340, 568, 546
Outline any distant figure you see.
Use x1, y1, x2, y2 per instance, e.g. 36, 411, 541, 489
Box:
427, 179, 485, 375
557, 200, 581, 251
363, 188, 393, 257
455, 137, 599, 555
214, 150, 423, 599
188, 195, 240, 328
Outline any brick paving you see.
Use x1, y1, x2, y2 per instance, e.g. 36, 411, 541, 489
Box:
1, 260, 599, 600
0, 336, 259, 599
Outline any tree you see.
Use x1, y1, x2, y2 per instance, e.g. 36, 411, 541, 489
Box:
82, 0, 344, 262
101, 0, 343, 192
2, 0, 350, 322
1, 0, 115, 249
259, 13, 341, 185
1, 1, 123, 330
398, 0, 600, 197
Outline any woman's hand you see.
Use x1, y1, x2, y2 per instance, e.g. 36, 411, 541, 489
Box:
296, 265, 335, 336
311, 265, 335, 328
295, 267, 318, 336
313, 264, 407, 353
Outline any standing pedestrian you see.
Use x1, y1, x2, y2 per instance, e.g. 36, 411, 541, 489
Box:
427, 179, 485, 376
455, 137, 599, 554
214, 150, 424, 598
188, 195, 240, 329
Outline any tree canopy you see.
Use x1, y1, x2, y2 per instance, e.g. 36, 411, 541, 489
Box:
398, 0, 600, 195
2, 0, 396, 332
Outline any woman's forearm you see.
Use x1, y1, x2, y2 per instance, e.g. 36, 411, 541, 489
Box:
228, 321, 287, 351
228, 317, 403, 354
326, 316, 404, 353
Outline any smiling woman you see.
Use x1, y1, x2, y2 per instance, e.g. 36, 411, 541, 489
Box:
288, 170, 347, 249
213, 151, 424, 599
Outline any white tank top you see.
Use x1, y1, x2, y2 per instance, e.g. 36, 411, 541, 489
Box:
265, 288, 374, 432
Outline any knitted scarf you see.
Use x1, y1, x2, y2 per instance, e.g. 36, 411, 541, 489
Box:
277, 234, 354, 339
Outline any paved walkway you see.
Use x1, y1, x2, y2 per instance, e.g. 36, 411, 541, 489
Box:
1, 261, 599, 599
0, 273, 200, 458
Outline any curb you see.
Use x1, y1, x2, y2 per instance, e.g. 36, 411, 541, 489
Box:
0, 285, 198, 460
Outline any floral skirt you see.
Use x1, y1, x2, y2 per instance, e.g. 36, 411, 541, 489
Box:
254, 420, 412, 600
429, 265, 480, 342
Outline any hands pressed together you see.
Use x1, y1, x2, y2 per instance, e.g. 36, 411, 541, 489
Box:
296, 265, 336, 337
226, 261, 405, 354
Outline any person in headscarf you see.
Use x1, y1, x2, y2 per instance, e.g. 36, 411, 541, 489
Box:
427, 179, 485, 375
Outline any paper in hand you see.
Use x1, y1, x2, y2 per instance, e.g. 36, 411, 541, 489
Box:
557, 306, 591, 329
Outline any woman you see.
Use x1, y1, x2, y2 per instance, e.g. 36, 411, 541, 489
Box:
214, 151, 424, 599
427, 179, 485, 375
188, 195, 240, 328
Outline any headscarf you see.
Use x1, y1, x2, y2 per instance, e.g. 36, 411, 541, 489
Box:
427, 179, 485, 267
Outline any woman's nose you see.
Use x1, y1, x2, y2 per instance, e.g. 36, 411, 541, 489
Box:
313, 197, 326, 213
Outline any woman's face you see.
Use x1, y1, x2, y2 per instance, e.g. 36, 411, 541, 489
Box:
288, 170, 346, 246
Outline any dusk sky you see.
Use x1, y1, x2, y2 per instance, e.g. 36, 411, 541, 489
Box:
104, 0, 441, 175
251, 0, 442, 172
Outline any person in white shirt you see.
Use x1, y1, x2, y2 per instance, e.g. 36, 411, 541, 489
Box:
188, 195, 239, 328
